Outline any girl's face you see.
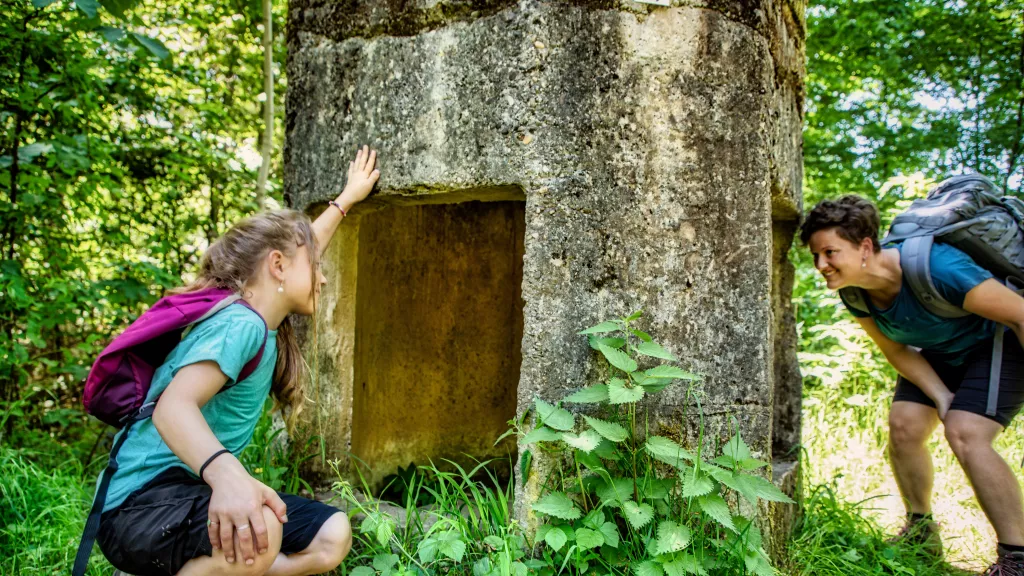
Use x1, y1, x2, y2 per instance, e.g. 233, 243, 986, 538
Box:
282, 244, 326, 316
807, 227, 870, 290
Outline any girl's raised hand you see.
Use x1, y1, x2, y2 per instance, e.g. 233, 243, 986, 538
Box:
339, 145, 379, 206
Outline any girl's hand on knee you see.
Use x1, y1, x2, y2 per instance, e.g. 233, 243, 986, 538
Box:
205, 458, 287, 566
339, 145, 379, 206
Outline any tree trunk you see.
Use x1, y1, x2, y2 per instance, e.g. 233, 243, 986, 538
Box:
255, 0, 274, 209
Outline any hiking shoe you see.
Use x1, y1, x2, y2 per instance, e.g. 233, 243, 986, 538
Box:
983, 546, 1024, 575
886, 515, 943, 557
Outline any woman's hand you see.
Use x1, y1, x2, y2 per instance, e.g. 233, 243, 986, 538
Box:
204, 456, 288, 565
338, 145, 379, 208
934, 389, 955, 421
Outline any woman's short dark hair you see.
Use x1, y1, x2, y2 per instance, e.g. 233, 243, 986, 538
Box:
799, 195, 882, 252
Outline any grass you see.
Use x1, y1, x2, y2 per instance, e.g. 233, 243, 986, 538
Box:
0, 447, 113, 576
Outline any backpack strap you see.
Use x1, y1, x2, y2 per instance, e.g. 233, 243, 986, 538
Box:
900, 235, 971, 319
72, 408, 152, 576
235, 300, 269, 383
838, 287, 871, 316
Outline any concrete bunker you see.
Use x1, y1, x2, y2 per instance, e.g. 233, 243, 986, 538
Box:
309, 188, 526, 490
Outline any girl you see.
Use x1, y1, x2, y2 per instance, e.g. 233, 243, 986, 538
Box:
802, 195, 1024, 575
95, 146, 380, 576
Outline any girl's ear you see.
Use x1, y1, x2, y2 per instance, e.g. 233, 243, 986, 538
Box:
267, 249, 286, 282
860, 237, 874, 258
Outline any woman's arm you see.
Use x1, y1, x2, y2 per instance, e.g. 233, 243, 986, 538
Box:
855, 316, 955, 419
963, 278, 1024, 346
310, 145, 379, 257
152, 361, 287, 567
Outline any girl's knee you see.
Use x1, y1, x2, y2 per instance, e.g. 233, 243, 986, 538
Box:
310, 512, 352, 570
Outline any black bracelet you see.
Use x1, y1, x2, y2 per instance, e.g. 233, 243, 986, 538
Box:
199, 449, 231, 482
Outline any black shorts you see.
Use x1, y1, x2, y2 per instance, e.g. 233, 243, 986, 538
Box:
895, 329, 1024, 427
97, 467, 340, 576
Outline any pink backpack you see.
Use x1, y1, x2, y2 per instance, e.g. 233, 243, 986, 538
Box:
74, 286, 267, 576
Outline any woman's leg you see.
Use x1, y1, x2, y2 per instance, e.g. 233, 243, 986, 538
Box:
944, 410, 1024, 546
888, 400, 940, 514
266, 512, 353, 576
176, 505, 283, 576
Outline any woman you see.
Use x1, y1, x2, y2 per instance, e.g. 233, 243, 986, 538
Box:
801, 195, 1024, 575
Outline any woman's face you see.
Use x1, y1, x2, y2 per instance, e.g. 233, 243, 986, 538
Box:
283, 244, 326, 316
808, 227, 867, 290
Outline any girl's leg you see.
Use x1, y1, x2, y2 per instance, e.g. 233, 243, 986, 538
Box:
177, 505, 283, 576
266, 512, 353, 576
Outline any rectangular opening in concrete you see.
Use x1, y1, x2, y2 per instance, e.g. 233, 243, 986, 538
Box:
350, 199, 525, 489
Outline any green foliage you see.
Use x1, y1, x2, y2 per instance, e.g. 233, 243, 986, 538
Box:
513, 313, 788, 576
0, 447, 112, 575
806, 0, 1024, 207
333, 457, 528, 576
0, 0, 287, 445
789, 484, 973, 576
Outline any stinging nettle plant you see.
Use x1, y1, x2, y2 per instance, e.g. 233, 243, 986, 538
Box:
517, 311, 794, 576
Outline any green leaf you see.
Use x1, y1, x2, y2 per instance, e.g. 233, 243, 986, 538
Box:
564, 384, 609, 403
582, 508, 606, 529
483, 535, 504, 550
722, 433, 753, 462
532, 492, 582, 521
96, 26, 126, 43
544, 525, 568, 551
18, 143, 53, 164
580, 321, 620, 335
636, 341, 677, 361
576, 449, 606, 472
663, 554, 708, 576
625, 309, 644, 322
645, 436, 694, 467
522, 425, 561, 445
575, 527, 604, 550
630, 328, 653, 342
589, 335, 626, 350
438, 532, 466, 563
596, 477, 634, 507
373, 553, 400, 571
561, 429, 603, 452
584, 415, 628, 442
32, 0, 59, 8
598, 522, 620, 548
608, 378, 644, 404
521, 449, 532, 479
645, 365, 701, 380
697, 494, 735, 532
99, 0, 139, 18
680, 465, 715, 498
655, 521, 692, 555
350, 568, 376, 576
634, 560, 664, 576
534, 398, 574, 431
732, 473, 795, 504
74, 0, 99, 17
622, 501, 654, 529
130, 33, 170, 59
376, 517, 395, 547
599, 343, 638, 373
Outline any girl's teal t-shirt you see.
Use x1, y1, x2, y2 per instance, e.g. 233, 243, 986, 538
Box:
98, 304, 277, 512
839, 242, 995, 365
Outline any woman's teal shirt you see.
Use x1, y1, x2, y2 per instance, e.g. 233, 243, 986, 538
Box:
840, 242, 995, 366
97, 304, 278, 512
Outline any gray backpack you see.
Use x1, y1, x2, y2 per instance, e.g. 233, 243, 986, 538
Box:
840, 174, 1024, 417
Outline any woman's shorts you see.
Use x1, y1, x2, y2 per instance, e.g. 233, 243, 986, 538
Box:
97, 467, 340, 576
895, 329, 1024, 427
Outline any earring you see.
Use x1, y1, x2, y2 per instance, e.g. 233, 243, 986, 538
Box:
861, 259, 867, 269
277, 282, 284, 293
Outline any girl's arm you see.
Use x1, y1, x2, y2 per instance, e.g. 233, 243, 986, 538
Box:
963, 278, 1024, 346
152, 360, 287, 567
855, 316, 955, 419
310, 145, 379, 257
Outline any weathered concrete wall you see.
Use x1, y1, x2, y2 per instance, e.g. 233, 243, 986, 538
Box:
285, 0, 804, 538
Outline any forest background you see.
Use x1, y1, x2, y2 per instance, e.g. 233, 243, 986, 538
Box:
0, 0, 1022, 574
